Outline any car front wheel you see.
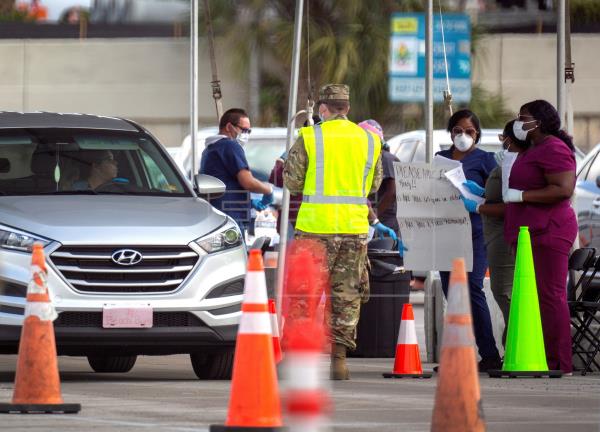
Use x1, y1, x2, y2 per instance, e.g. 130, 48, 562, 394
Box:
190, 349, 234, 380
87, 355, 137, 373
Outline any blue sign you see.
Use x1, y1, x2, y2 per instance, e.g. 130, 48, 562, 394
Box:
388, 13, 471, 103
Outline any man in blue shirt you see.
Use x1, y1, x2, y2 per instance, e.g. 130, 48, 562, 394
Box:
200, 108, 273, 230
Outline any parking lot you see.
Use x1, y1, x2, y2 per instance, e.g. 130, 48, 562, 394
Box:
0, 353, 599, 432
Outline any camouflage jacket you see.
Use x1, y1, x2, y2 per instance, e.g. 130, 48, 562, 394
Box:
283, 114, 383, 195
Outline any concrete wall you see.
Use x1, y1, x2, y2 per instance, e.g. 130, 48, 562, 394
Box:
473, 34, 600, 151
0, 38, 249, 148
1, 35, 599, 150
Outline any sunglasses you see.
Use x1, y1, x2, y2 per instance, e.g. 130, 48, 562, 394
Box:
234, 124, 252, 134
452, 126, 477, 137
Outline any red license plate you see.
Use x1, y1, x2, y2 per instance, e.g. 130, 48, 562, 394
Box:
102, 306, 153, 328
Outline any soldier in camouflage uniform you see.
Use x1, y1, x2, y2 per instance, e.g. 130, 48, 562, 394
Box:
284, 84, 383, 380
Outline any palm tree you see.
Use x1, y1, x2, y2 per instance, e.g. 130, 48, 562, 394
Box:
206, 0, 511, 131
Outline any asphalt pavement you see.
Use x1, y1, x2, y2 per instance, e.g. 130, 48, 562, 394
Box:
0, 353, 599, 431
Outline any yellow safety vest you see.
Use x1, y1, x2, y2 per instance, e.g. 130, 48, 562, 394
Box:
295, 119, 381, 234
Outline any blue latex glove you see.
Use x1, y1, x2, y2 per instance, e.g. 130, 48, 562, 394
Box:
460, 195, 479, 213
251, 199, 267, 211
463, 180, 485, 197
260, 192, 274, 207
397, 239, 408, 257
372, 222, 398, 242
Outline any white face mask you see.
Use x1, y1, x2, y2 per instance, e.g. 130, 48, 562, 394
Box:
237, 132, 250, 146
453, 133, 474, 152
513, 120, 537, 141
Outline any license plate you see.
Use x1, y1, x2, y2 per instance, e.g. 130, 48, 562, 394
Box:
102, 306, 153, 328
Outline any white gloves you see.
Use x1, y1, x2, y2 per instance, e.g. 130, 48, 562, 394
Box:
503, 188, 524, 203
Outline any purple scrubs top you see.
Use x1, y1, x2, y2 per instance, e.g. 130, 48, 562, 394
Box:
504, 135, 576, 246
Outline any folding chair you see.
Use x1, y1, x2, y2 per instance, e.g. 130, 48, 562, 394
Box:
568, 248, 600, 375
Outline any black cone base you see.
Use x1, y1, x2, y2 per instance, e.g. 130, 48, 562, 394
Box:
210, 425, 285, 431
382, 371, 433, 379
0, 403, 81, 414
488, 369, 563, 378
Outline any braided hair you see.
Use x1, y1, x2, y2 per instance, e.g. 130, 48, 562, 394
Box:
521, 100, 574, 152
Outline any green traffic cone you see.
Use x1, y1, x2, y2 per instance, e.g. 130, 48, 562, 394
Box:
488, 226, 562, 378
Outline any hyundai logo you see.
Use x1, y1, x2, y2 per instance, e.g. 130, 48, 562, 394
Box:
111, 249, 143, 266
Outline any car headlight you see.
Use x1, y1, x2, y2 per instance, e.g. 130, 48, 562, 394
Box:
0, 225, 51, 253
195, 223, 243, 253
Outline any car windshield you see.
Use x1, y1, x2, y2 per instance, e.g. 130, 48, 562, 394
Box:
244, 137, 286, 182
0, 129, 190, 197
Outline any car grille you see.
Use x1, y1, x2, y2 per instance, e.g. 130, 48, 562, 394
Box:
54, 311, 206, 327
49, 245, 199, 294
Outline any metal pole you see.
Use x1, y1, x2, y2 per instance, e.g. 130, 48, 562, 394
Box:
190, 0, 199, 185
557, 0, 566, 125
275, 0, 304, 321
425, 0, 434, 165
424, 0, 436, 363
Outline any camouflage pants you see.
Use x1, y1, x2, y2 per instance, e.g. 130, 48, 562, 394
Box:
295, 231, 368, 350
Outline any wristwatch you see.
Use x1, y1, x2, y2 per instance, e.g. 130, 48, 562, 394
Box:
370, 218, 380, 226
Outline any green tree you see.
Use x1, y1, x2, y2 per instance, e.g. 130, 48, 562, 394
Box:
205, 0, 512, 132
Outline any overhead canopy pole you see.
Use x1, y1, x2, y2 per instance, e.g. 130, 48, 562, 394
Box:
557, 0, 566, 126
424, 0, 437, 364
425, 0, 434, 164
190, 0, 199, 185
275, 0, 304, 322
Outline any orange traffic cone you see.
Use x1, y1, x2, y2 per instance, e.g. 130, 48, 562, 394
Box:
269, 299, 283, 364
210, 250, 283, 431
431, 258, 485, 432
383, 303, 432, 378
0, 243, 80, 414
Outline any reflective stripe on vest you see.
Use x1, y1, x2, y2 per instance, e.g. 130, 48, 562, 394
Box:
296, 120, 380, 234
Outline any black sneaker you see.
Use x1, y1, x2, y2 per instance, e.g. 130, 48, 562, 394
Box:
478, 357, 502, 372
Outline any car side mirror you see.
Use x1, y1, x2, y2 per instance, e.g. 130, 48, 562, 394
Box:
596, 175, 600, 189
195, 174, 226, 198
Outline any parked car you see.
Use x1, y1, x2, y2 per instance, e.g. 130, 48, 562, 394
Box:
387, 128, 504, 163
575, 142, 600, 248
175, 127, 290, 183
387, 129, 585, 166
0, 112, 246, 379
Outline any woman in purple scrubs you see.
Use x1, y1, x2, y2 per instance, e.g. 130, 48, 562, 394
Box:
504, 99, 577, 374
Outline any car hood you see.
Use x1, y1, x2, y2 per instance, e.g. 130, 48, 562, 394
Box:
0, 195, 227, 245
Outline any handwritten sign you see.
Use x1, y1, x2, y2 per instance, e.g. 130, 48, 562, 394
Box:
394, 162, 473, 272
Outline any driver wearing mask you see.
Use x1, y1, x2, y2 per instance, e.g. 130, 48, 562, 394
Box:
200, 108, 273, 231
74, 150, 119, 190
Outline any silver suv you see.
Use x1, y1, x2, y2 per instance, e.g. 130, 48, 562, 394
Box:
0, 112, 246, 379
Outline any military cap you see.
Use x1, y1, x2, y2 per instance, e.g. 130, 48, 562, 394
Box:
319, 84, 350, 101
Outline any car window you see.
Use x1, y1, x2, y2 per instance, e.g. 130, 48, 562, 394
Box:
244, 137, 286, 182
394, 139, 420, 163
585, 152, 600, 183
0, 130, 190, 196
0, 137, 36, 180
